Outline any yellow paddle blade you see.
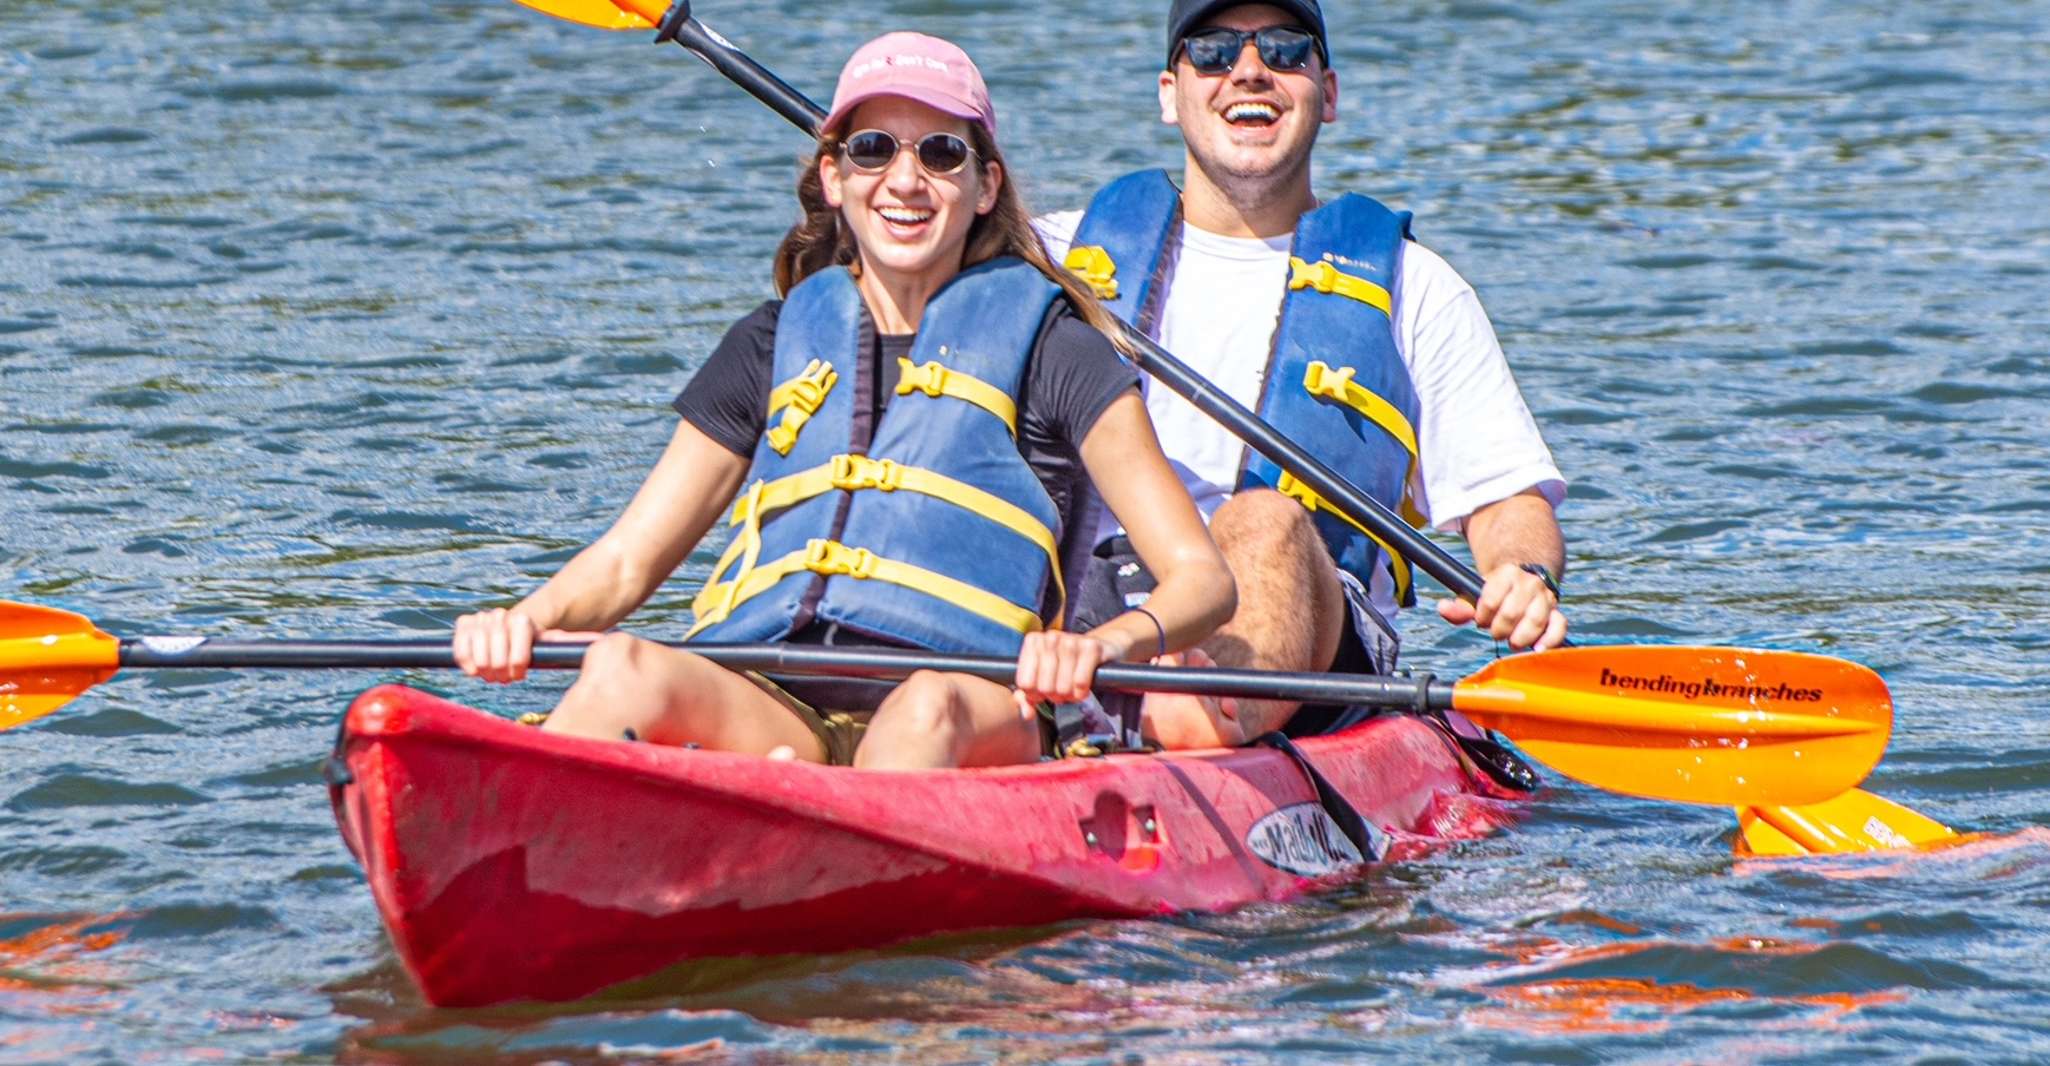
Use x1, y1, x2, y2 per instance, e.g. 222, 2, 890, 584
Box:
0, 601, 120, 732
1452, 645, 1892, 807
1735, 790, 1959, 856
508, 0, 660, 31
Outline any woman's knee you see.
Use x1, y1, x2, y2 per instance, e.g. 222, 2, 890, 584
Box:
578, 631, 645, 676
879, 670, 973, 737
549, 634, 707, 738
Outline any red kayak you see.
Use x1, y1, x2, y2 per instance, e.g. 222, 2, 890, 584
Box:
329, 684, 1525, 1007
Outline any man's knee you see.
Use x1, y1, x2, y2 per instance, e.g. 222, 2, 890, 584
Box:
1211, 489, 1320, 555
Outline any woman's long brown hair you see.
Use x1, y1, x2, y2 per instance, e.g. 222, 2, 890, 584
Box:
771, 124, 1130, 354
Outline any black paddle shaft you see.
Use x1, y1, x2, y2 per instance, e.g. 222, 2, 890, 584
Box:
116, 637, 1456, 710
649, 5, 1485, 603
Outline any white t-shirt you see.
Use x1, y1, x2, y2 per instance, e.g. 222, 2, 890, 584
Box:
1036, 209, 1566, 620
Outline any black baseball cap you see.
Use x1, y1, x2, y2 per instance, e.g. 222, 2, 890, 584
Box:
1165, 0, 1329, 70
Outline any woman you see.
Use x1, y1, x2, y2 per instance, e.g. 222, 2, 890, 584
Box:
454, 32, 1234, 769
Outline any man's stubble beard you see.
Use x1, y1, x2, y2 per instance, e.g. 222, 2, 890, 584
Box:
1191, 121, 1321, 212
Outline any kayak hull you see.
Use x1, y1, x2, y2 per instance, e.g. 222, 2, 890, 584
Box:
330, 684, 1522, 1007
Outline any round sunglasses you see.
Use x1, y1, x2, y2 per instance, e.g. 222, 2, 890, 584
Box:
838, 129, 979, 177
1177, 26, 1321, 76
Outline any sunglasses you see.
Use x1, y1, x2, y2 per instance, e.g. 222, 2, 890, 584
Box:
838, 129, 979, 176
1177, 26, 1321, 76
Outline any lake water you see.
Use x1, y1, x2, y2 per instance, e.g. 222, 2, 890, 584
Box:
5, 0, 2050, 1061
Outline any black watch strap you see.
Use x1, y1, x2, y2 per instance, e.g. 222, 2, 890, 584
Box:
1518, 562, 1562, 599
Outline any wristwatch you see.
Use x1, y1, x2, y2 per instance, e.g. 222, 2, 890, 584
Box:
1518, 562, 1562, 600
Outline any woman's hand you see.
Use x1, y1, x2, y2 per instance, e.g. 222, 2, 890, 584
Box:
1013, 629, 1121, 708
454, 608, 540, 684
453, 608, 604, 684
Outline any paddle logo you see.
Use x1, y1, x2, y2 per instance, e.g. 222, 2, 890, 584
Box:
1246, 803, 1379, 876
1598, 666, 1823, 704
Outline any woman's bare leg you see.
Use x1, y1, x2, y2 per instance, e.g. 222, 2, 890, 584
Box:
852, 670, 1042, 770
540, 632, 826, 760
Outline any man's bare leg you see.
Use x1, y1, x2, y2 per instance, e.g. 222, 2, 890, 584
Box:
1143, 489, 1346, 748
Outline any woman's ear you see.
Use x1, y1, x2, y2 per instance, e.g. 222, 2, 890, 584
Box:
819, 150, 845, 209
975, 158, 1004, 216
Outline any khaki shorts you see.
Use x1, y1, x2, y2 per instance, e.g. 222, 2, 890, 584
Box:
744, 672, 1058, 766
743, 672, 870, 766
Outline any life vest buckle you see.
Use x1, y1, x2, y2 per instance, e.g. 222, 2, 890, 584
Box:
804, 539, 879, 580
1061, 245, 1119, 300
764, 360, 839, 457
1290, 258, 1341, 295
1302, 360, 1358, 403
1288, 256, 1393, 315
784, 365, 832, 414
871, 458, 902, 491
829, 454, 903, 492
898, 360, 950, 399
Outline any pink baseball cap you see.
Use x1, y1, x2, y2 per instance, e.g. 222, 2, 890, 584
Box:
820, 32, 997, 139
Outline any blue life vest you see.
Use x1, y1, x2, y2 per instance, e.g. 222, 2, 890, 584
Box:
1066, 169, 1425, 605
687, 257, 1067, 654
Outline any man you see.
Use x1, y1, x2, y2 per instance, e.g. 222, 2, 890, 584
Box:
1040, 0, 1568, 747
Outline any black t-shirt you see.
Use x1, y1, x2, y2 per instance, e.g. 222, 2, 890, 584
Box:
672, 295, 1140, 612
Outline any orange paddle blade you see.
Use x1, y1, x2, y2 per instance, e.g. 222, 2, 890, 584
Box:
1736, 790, 1958, 856
0, 601, 120, 732
1452, 646, 1892, 807
508, 0, 661, 30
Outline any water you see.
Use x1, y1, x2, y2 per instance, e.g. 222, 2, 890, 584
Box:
5, 0, 2049, 1060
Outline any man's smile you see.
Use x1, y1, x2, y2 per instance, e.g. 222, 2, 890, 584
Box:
1221, 100, 1282, 127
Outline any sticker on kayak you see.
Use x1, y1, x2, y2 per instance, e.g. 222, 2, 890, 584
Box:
1245, 803, 1381, 876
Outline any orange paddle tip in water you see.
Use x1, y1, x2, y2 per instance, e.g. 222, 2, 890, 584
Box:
1736, 789, 1960, 856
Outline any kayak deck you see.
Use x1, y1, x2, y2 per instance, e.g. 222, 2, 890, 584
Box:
330, 684, 1524, 1007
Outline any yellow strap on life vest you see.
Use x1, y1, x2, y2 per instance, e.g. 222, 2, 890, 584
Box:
1303, 361, 1420, 458
692, 479, 770, 629
693, 539, 1043, 638
690, 454, 1066, 635
1301, 361, 1429, 530
1288, 257, 1392, 317
1061, 244, 1119, 300
896, 357, 1018, 437
764, 359, 839, 456
1275, 471, 1417, 607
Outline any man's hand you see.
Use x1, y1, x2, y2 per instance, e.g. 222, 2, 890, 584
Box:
1437, 563, 1568, 651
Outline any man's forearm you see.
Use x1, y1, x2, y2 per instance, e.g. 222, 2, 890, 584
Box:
1463, 488, 1566, 579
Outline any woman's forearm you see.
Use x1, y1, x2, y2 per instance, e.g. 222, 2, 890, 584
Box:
1086, 556, 1237, 662
1076, 390, 1238, 661
511, 535, 669, 633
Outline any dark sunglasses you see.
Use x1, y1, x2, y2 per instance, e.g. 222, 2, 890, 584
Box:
838, 129, 979, 176
1177, 26, 1321, 76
